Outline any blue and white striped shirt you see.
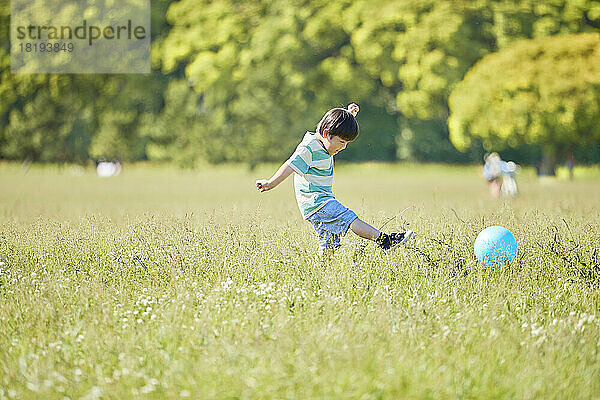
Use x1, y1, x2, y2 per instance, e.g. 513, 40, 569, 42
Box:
286, 132, 335, 219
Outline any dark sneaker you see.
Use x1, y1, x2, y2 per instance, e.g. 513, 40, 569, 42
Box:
376, 230, 413, 254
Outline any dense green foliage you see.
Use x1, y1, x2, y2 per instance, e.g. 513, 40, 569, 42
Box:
1, 0, 600, 165
0, 0, 172, 162
1, 164, 599, 398
449, 33, 600, 174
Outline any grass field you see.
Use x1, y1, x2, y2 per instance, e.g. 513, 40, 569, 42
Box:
1, 162, 599, 399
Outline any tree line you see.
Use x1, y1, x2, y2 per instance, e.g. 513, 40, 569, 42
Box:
1, 0, 599, 173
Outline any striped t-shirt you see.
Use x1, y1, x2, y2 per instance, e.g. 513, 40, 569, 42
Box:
286, 132, 335, 219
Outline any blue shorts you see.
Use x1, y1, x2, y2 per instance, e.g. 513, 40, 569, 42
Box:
307, 200, 358, 250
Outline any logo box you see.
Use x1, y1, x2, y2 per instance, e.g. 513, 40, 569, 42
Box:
11, 0, 150, 74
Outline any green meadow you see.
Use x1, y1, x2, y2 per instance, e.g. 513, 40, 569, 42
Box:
1, 163, 599, 399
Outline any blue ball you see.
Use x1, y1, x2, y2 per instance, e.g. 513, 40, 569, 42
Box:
474, 226, 517, 269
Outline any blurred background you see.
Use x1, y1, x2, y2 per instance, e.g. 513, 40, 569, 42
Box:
1, 0, 599, 175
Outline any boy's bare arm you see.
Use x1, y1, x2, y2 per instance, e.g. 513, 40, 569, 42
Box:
256, 162, 294, 192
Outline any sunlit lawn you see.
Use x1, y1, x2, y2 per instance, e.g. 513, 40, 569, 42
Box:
1, 162, 599, 399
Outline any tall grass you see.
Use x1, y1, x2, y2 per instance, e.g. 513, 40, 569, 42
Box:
1, 163, 599, 399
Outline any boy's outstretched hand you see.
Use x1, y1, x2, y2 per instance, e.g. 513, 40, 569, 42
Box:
256, 179, 273, 192
256, 162, 294, 193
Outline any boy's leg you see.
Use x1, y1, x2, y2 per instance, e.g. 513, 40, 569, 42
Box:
349, 218, 380, 241
350, 217, 413, 253
313, 222, 341, 259
309, 201, 412, 255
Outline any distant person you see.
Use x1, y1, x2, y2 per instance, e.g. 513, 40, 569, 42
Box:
482, 152, 520, 197
256, 103, 412, 257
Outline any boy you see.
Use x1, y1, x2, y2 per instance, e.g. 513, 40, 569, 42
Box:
256, 103, 413, 255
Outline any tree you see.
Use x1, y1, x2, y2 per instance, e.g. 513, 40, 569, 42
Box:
139, 79, 208, 167
448, 33, 600, 175
346, 0, 600, 163
6, 79, 93, 163
158, 0, 400, 165
3, 0, 600, 165
1, 0, 177, 163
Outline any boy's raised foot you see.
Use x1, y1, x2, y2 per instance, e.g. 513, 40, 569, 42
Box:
376, 230, 413, 254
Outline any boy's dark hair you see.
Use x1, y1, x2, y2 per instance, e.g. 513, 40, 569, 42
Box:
316, 108, 359, 141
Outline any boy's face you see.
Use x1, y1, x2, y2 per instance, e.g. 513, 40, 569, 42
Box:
320, 130, 351, 156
